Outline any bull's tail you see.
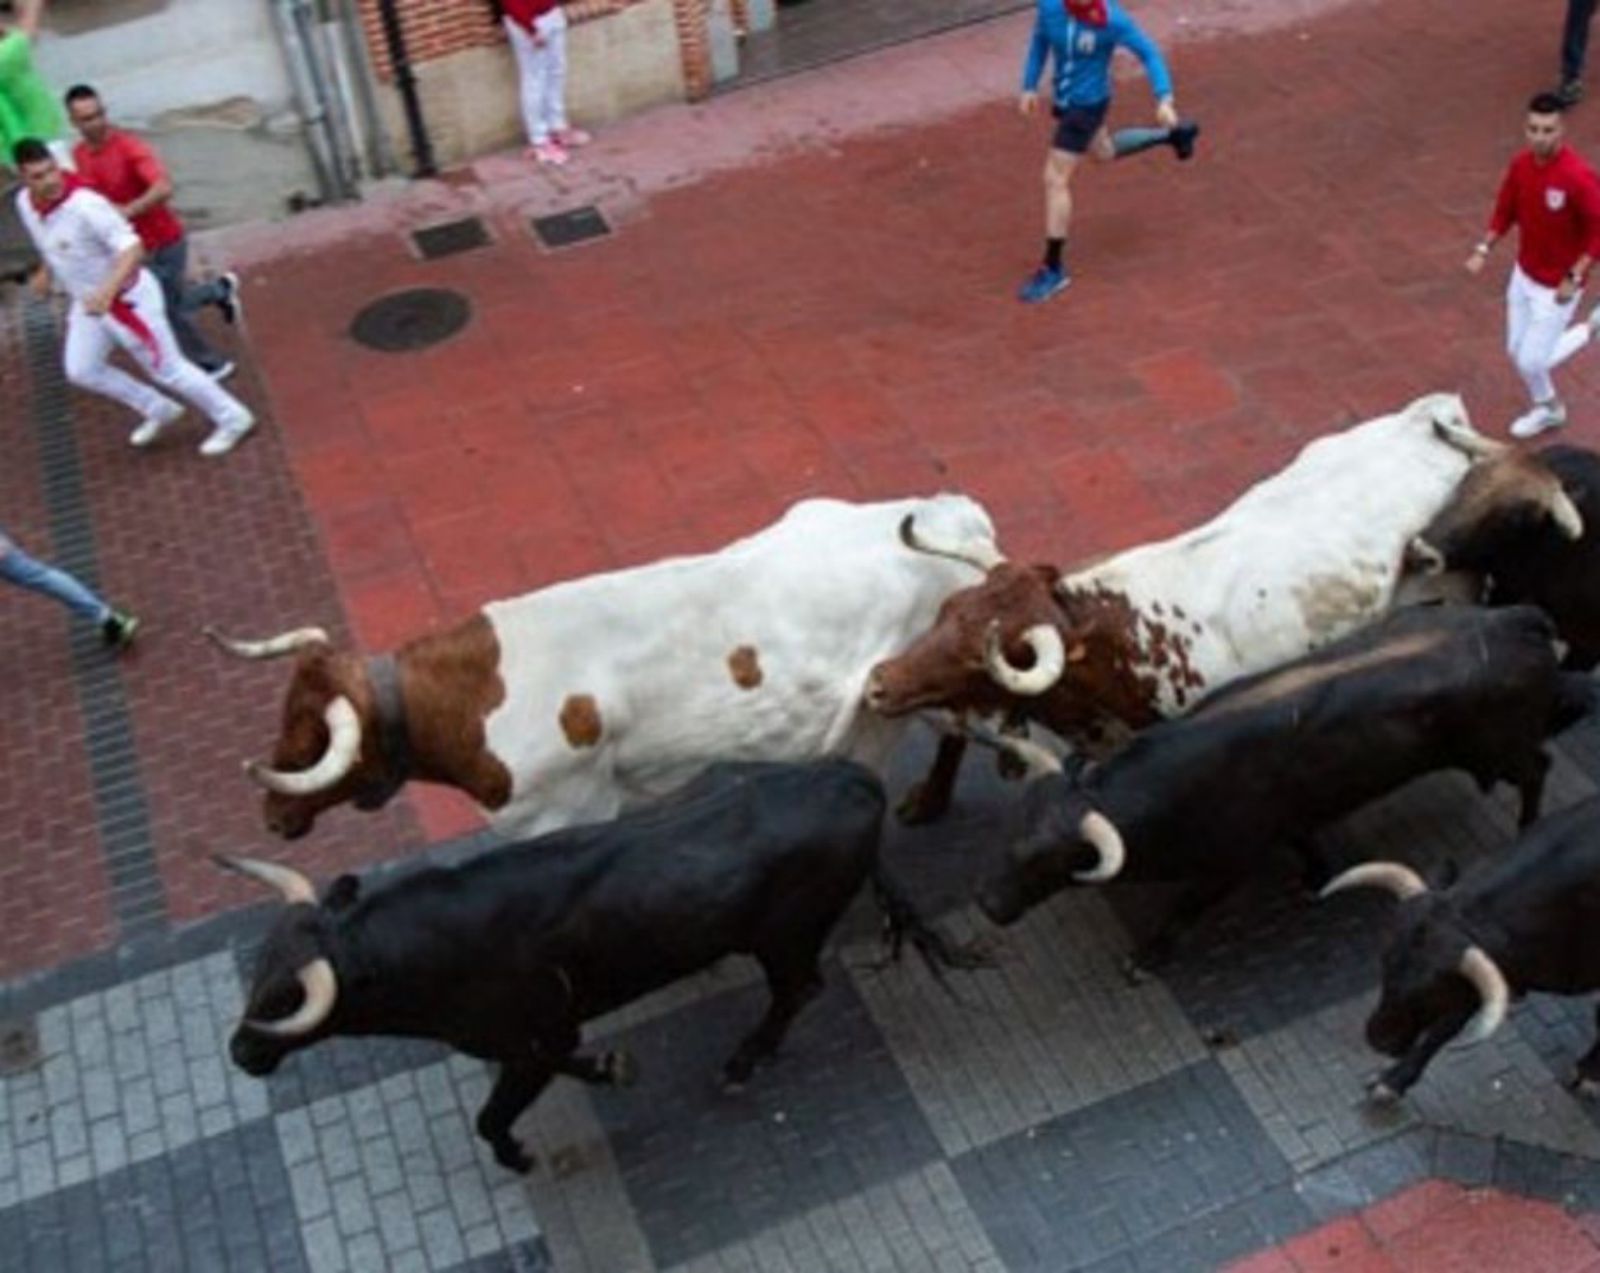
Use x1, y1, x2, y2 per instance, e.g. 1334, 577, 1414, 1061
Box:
1551, 670, 1598, 734
871, 864, 993, 987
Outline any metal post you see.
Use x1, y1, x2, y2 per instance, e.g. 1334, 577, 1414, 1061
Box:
375, 0, 437, 178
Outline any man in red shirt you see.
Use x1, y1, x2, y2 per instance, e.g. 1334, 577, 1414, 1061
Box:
65, 83, 240, 378
1469, 92, 1600, 438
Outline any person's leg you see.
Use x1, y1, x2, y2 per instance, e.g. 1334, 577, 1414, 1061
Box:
62, 303, 184, 437
542, 11, 570, 139
0, 532, 109, 621
1111, 120, 1201, 160
147, 239, 224, 371
1507, 268, 1577, 435
1562, 0, 1599, 96
505, 17, 556, 151
108, 272, 255, 455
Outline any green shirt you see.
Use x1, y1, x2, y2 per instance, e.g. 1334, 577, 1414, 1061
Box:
0, 30, 65, 155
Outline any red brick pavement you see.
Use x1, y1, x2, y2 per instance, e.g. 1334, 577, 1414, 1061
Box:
9, 0, 1600, 973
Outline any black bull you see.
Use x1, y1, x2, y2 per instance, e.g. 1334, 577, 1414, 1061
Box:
972, 604, 1594, 970
1323, 792, 1600, 1101
222, 760, 981, 1173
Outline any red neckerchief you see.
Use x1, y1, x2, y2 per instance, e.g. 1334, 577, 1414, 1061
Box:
1066, 0, 1108, 26
31, 171, 161, 367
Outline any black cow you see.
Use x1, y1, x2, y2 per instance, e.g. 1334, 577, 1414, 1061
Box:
222, 760, 978, 1173
968, 605, 1592, 971
1408, 443, 1595, 666
1322, 793, 1600, 1101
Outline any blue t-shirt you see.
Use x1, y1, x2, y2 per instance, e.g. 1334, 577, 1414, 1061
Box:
1020, 0, 1173, 109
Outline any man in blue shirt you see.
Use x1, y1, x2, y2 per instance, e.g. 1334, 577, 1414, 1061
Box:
1018, 0, 1199, 303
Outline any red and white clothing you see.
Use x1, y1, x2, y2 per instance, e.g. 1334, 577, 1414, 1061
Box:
16, 181, 251, 438
1486, 144, 1600, 405
71, 128, 185, 252
503, 2, 570, 147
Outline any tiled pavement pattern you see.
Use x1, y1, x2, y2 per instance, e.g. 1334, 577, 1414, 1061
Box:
9, 0, 1600, 1269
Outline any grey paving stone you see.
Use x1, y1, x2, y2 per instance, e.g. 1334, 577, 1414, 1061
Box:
952, 1059, 1294, 1272
590, 955, 941, 1268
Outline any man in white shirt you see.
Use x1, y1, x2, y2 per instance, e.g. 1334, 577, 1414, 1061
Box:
12, 137, 255, 457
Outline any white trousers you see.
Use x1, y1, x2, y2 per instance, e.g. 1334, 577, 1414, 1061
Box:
1506, 263, 1591, 404
63, 268, 251, 430
504, 12, 569, 145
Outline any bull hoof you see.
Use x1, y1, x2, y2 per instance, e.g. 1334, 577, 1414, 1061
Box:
895, 782, 949, 826
1567, 1071, 1600, 1099
604, 1049, 639, 1088
493, 1141, 536, 1174
1366, 1078, 1401, 1106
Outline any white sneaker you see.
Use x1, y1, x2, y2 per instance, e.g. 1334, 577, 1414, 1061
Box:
1509, 400, 1568, 439
130, 406, 183, 448
208, 360, 236, 382
199, 413, 256, 458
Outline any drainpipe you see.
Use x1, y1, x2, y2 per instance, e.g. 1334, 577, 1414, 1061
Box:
271, 0, 340, 203
375, 0, 437, 178
290, 0, 359, 199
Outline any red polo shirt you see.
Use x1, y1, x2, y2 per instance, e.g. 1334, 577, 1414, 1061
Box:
71, 128, 184, 252
1489, 144, 1600, 287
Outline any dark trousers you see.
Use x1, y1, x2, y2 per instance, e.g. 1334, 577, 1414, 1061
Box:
1565, 0, 1598, 82
146, 238, 226, 372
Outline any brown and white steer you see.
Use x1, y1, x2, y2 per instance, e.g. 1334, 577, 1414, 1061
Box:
865, 394, 1550, 817
212, 495, 998, 840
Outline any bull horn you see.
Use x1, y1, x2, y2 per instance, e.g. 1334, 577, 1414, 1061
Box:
898, 514, 1006, 572
941, 714, 1064, 776
984, 621, 1067, 695
245, 958, 338, 1037
213, 854, 317, 905
1075, 809, 1125, 882
1457, 945, 1510, 1043
1319, 861, 1429, 901
205, 625, 331, 660
245, 697, 363, 795
1405, 537, 1446, 577
1430, 413, 1505, 460
1548, 488, 1585, 541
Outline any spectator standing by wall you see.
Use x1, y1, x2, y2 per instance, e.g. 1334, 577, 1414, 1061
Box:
501, 0, 590, 166
0, 0, 68, 167
66, 84, 241, 379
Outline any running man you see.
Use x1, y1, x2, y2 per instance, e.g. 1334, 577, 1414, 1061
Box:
1017, 0, 1199, 304
1, 527, 138, 650
1469, 92, 1600, 438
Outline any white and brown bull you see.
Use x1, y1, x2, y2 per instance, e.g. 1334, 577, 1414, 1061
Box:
863, 393, 1583, 818
211, 494, 998, 839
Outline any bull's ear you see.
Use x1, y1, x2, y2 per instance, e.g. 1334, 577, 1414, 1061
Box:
1066, 642, 1088, 664
323, 874, 361, 912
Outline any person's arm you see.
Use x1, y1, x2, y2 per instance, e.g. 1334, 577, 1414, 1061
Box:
83, 242, 142, 315
1020, 18, 1049, 97
1116, 13, 1175, 106
14, 0, 44, 40
1560, 166, 1600, 298
120, 138, 174, 220
78, 193, 144, 314
1468, 165, 1518, 273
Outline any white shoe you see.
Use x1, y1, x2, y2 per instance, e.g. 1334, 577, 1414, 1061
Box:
130, 407, 183, 448
1509, 400, 1568, 439
199, 413, 256, 458
208, 360, 236, 382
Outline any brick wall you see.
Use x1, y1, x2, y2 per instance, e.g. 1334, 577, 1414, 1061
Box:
355, 0, 712, 101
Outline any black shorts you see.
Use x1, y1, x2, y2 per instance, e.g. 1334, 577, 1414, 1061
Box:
1051, 100, 1111, 154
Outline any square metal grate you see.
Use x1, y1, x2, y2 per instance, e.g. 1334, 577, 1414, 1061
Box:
0, 1017, 41, 1076
531, 205, 612, 251
411, 216, 491, 260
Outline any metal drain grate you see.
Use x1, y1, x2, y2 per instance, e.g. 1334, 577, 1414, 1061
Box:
349, 288, 472, 353
0, 1017, 41, 1076
531, 205, 611, 250
411, 216, 490, 260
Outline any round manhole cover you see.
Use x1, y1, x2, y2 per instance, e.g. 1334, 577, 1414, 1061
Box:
349, 288, 471, 352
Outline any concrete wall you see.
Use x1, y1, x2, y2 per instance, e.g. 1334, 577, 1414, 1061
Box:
372, 0, 686, 167
32, 0, 319, 228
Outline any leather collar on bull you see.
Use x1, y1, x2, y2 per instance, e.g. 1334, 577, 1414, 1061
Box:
353, 653, 412, 810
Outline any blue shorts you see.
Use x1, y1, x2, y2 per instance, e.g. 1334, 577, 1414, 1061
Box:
1052, 100, 1111, 154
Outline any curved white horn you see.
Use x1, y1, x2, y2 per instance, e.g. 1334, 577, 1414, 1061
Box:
1549, 488, 1585, 541
213, 854, 317, 904
1457, 945, 1510, 1043
1074, 810, 1125, 882
245, 697, 363, 796
898, 514, 1006, 572
1319, 861, 1429, 901
1430, 414, 1505, 460
245, 958, 338, 1037
984, 621, 1067, 695
205, 625, 331, 660
946, 716, 1064, 776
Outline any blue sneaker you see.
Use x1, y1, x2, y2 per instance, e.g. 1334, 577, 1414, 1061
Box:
1018, 265, 1070, 304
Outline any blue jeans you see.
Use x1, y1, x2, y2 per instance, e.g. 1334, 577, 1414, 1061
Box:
147, 237, 227, 372
0, 532, 109, 622
1565, 0, 1598, 81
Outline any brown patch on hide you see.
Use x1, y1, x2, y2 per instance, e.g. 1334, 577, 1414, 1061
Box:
728, 645, 763, 689
559, 694, 604, 749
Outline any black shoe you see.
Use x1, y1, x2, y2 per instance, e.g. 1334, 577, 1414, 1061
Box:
1561, 78, 1585, 105
216, 271, 243, 325
1171, 120, 1201, 161
100, 609, 140, 651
